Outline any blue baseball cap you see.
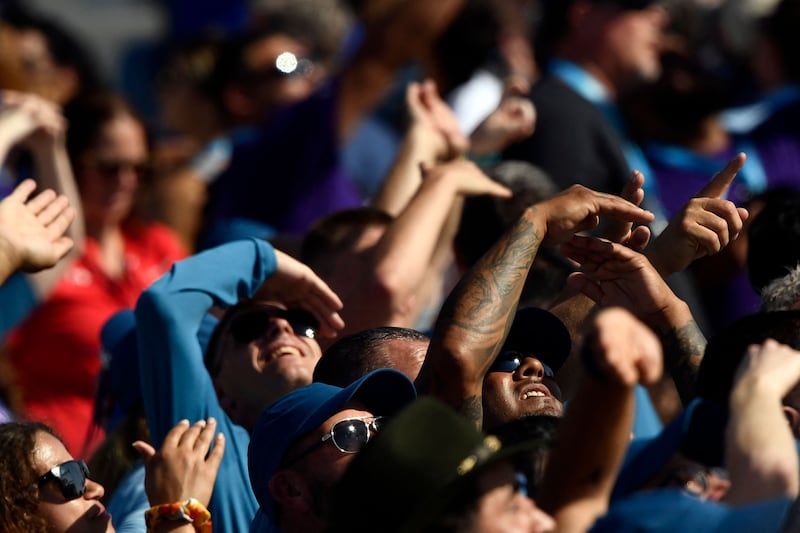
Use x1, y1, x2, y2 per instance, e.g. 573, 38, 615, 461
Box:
247, 368, 417, 521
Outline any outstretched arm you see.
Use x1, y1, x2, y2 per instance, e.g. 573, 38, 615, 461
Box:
562, 235, 704, 403
419, 185, 654, 427
0, 91, 83, 297
725, 339, 800, 505
541, 308, 662, 533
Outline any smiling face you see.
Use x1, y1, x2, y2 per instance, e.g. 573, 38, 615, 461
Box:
482, 355, 564, 430
214, 303, 323, 429
34, 432, 114, 533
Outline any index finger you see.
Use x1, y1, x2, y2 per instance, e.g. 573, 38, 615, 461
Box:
695, 153, 746, 199
595, 194, 655, 224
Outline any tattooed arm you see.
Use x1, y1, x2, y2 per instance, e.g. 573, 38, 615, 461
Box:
562, 235, 706, 403
417, 185, 654, 427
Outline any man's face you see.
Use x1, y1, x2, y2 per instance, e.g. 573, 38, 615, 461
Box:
590, 4, 667, 86
282, 405, 379, 518
239, 33, 321, 121
215, 303, 323, 427
482, 352, 564, 429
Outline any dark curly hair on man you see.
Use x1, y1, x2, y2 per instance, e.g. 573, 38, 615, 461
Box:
0, 421, 59, 533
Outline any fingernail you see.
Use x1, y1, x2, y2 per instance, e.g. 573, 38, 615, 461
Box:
207, 417, 217, 425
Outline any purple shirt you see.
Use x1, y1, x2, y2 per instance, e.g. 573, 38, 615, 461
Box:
205, 81, 364, 236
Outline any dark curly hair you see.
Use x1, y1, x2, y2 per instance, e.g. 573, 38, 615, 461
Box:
0, 421, 60, 533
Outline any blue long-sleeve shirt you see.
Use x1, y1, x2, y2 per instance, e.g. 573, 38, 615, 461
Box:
136, 239, 277, 532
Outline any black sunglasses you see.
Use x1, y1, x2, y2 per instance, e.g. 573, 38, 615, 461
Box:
36, 460, 90, 501
489, 350, 555, 378
284, 416, 385, 467
229, 307, 319, 343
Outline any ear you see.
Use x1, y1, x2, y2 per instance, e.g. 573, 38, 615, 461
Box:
268, 470, 314, 514
783, 406, 800, 440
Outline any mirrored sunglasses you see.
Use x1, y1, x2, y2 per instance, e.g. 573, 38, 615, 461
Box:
36, 459, 90, 501
286, 416, 385, 466
229, 307, 319, 343
489, 350, 554, 378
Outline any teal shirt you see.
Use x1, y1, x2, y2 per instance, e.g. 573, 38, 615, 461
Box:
136, 239, 277, 532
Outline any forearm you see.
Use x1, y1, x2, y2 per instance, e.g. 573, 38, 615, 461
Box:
541, 376, 635, 533
725, 383, 799, 505
371, 171, 460, 312
30, 141, 84, 248
372, 127, 440, 215
420, 206, 544, 425
652, 300, 706, 404
137, 239, 277, 444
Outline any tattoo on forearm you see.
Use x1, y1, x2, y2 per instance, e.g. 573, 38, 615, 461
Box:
661, 320, 706, 402
443, 211, 540, 343
460, 396, 483, 429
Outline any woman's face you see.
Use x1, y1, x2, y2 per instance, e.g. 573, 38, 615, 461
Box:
33, 431, 114, 533
79, 113, 148, 229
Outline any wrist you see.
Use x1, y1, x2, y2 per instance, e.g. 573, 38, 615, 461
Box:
144, 498, 211, 533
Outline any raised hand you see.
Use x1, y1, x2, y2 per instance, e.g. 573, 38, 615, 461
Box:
561, 235, 680, 323
0, 90, 66, 155
0, 179, 75, 281
532, 184, 654, 246
647, 153, 749, 276
406, 80, 469, 161
133, 418, 225, 507
419, 159, 511, 198
601, 170, 652, 250
585, 307, 663, 387
255, 250, 345, 337
469, 81, 536, 156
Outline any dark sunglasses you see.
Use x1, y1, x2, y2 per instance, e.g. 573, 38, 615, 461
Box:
87, 160, 151, 179
245, 52, 316, 83
229, 307, 319, 343
489, 350, 555, 378
36, 459, 90, 501
285, 416, 385, 467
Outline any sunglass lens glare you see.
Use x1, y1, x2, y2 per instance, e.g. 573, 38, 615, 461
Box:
332, 419, 369, 453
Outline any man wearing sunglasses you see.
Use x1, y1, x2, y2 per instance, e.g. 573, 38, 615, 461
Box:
481, 307, 572, 430
136, 238, 343, 532
247, 368, 417, 533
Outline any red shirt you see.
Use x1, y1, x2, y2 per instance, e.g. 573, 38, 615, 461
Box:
7, 222, 185, 455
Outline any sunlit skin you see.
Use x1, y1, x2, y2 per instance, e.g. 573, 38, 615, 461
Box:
274, 404, 377, 527
472, 461, 555, 533
214, 302, 323, 430
34, 432, 114, 533
482, 356, 564, 430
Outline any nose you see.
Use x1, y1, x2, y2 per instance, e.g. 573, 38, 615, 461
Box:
514, 357, 545, 380
263, 316, 294, 341
84, 479, 105, 501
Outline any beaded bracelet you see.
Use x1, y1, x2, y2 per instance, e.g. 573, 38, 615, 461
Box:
144, 498, 212, 532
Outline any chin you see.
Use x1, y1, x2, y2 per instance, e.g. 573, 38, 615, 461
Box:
521, 398, 564, 418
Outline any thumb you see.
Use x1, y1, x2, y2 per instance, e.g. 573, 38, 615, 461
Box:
132, 440, 157, 462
